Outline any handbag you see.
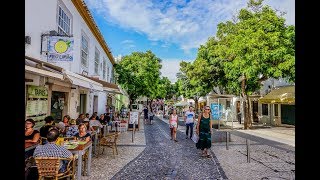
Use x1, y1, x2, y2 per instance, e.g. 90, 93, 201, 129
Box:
192, 133, 199, 143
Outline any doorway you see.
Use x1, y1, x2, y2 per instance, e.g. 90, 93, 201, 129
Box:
252, 101, 259, 122
51, 91, 65, 122
80, 94, 87, 114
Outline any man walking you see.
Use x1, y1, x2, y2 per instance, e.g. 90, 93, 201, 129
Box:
143, 106, 149, 124
184, 106, 195, 139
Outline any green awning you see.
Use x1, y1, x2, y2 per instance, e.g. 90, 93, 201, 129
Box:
259, 85, 295, 104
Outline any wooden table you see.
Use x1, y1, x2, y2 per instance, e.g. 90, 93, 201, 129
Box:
67, 141, 92, 180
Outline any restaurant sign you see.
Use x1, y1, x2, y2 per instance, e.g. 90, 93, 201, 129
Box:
47, 36, 74, 61
28, 85, 48, 99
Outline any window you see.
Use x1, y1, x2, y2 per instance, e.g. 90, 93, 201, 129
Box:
274, 104, 278, 116
111, 69, 114, 83
226, 100, 231, 108
262, 104, 268, 115
102, 58, 106, 79
94, 48, 100, 74
107, 66, 110, 82
58, 6, 71, 35
81, 35, 89, 67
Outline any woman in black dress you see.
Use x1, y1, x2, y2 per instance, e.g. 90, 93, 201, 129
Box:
196, 106, 213, 158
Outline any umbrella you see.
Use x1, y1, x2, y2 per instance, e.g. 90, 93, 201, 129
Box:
173, 101, 189, 107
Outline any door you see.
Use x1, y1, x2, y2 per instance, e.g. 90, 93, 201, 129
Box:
51, 91, 65, 122
80, 94, 86, 114
252, 101, 259, 122
93, 95, 98, 113
281, 105, 295, 125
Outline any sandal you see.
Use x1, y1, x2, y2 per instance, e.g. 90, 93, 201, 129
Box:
206, 154, 212, 158
174, 139, 178, 142
201, 152, 207, 157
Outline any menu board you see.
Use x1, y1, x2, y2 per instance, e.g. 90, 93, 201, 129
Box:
129, 112, 139, 124
128, 111, 140, 131
26, 85, 48, 125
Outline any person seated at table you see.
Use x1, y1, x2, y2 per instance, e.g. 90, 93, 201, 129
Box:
89, 115, 103, 133
66, 119, 79, 137
93, 112, 100, 121
105, 113, 111, 125
57, 115, 70, 136
99, 114, 106, 124
76, 113, 85, 125
83, 119, 94, 133
75, 123, 91, 142
33, 128, 73, 173
39, 116, 55, 144
25, 119, 40, 143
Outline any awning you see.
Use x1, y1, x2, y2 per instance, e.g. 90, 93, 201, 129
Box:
259, 85, 295, 104
64, 70, 104, 91
25, 65, 64, 80
82, 75, 124, 95
174, 101, 189, 107
198, 97, 206, 103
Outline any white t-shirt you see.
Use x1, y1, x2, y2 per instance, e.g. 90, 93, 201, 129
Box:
185, 111, 195, 124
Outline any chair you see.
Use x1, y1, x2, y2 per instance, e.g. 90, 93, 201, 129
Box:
34, 156, 76, 180
98, 132, 119, 157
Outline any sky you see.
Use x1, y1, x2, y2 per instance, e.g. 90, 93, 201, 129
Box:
84, 0, 295, 83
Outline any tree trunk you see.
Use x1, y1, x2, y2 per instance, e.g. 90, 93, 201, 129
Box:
194, 98, 199, 114
129, 98, 133, 111
241, 76, 251, 130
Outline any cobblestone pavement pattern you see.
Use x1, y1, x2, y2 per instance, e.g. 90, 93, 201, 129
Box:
81, 116, 294, 180
111, 117, 227, 180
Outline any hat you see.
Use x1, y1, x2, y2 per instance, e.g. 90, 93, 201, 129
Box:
70, 119, 76, 125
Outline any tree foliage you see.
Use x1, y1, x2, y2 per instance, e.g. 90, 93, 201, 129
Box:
176, 0, 295, 128
114, 50, 162, 106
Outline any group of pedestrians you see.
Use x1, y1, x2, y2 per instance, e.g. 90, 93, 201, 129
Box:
143, 106, 154, 125
168, 105, 213, 158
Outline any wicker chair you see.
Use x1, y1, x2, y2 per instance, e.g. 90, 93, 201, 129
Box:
92, 126, 103, 139
34, 156, 76, 180
98, 132, 119, 157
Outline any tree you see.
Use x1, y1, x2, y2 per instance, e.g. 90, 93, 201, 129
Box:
114, 50, 162, 110
215, 0, 295, 129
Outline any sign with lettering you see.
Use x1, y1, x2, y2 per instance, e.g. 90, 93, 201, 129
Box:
47, 36, 74, 61
129, 111, 139, 124
28, 85, 48, 99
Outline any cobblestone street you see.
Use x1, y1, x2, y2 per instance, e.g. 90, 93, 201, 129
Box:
111, 116, 227, 180
80, 115, 294, 180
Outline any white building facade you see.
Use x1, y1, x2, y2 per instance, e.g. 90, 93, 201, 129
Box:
25, 0, 119, 126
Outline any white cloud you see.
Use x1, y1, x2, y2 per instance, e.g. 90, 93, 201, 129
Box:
120, 39, 135, 49
86, 0, 295, 52
121, 40, 134, 44
160, 59, 193, 83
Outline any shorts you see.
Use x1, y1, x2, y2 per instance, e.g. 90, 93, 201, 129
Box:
169, 122, 177, 128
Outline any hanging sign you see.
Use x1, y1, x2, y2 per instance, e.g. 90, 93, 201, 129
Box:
47, 36, 74, 61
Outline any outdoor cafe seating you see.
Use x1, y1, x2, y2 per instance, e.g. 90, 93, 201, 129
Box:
34, 156, 76, 180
